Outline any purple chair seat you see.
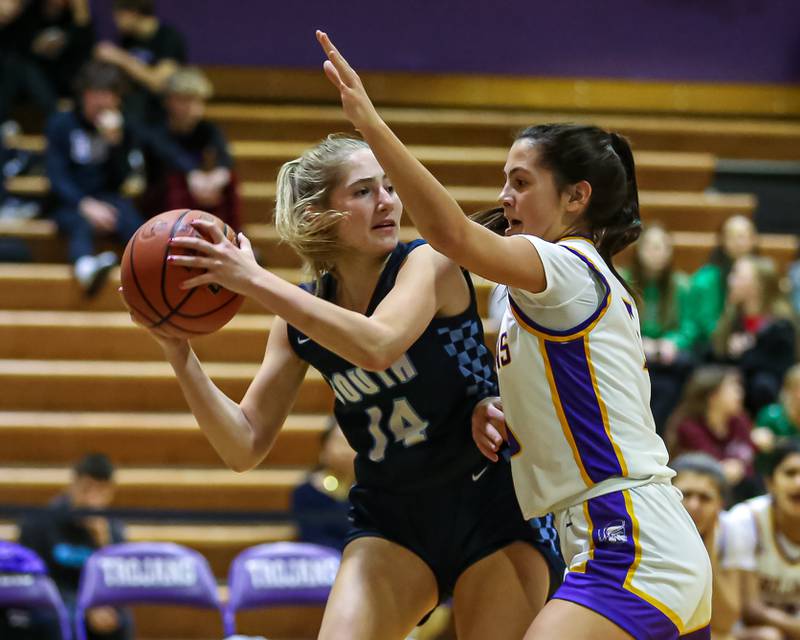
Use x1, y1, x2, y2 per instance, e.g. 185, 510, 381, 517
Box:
75, 542, 222, 640
224, 542, 341, 636
0, 540, 72, 640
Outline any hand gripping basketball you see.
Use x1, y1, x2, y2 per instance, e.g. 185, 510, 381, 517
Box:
167, 218, 260, 296
120, 209, 246, 339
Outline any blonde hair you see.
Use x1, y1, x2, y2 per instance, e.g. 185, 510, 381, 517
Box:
166, 67, 213, 99
274, 135, 370, 289
712, 255, 793, 357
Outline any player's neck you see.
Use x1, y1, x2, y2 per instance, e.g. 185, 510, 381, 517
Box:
332, 253, 390, 313
774, 506, 800, 546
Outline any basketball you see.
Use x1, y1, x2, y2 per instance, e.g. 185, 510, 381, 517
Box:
120, 209, 245, 339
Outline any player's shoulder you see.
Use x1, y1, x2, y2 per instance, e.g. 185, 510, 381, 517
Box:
728, 494, 770, 524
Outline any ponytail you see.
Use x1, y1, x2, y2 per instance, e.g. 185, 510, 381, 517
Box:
516, 124, 642, 295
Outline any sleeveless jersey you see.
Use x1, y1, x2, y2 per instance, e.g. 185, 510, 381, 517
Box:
727, 495, 800, 616
496, 235, 673, 517
287, 240, 495, 492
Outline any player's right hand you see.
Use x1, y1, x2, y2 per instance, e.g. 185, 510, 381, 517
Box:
472, 396, 507, 462
316, 30, 382, 133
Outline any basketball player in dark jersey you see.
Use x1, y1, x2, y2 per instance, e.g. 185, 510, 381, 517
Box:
133, 135, 563, 640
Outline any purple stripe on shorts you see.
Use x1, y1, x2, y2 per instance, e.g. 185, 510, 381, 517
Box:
679, 626, 710, 639
544, 339, 624, 483
553, 491, 682, 640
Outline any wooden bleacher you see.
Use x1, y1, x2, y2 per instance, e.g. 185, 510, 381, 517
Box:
3, 73, 799, 638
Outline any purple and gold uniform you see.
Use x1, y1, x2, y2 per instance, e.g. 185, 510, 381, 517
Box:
496, 235, 711, 639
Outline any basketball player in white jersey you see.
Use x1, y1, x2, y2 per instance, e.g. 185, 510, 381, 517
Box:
726, 438, 800, 640
316, 30, 712, 640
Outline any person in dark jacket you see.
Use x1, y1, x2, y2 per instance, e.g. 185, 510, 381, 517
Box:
15, 453, 131, 640
26, 0, 95, 99
140, 67, 241, 230
46, 59, 144, 295
94, 0, 186, 127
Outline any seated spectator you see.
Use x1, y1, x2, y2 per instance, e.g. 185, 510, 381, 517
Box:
753, 364, 800, 474
667, 365, 759, 502
17, 453, 131, 640
26, 0, 95, 99
625, 223, 698, 434
672, 453, 749, 640
94, 0, 186, 127
46, 60, 144, 295
290, 419, 354, 551
140, 67, 242, 230
727, 438, 800, 639
689, 214, 757, 351
712, 255, 796, 415
0, 0, 58, 126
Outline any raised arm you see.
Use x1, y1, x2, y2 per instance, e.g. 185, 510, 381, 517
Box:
168, 224, 469, 371
314, 31, 545, 294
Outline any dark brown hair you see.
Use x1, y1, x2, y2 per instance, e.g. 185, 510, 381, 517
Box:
515, 123, 641, 293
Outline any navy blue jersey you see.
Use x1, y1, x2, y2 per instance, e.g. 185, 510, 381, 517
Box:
287, 241, 497, 492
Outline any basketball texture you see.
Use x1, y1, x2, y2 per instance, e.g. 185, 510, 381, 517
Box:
120, 209, 245, 338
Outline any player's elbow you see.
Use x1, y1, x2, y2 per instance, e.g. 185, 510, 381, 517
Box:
355, 331, 404, 372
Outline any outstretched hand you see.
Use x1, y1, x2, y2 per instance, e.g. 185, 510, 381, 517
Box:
166, 219, 262, 297
316, 30, 382, 132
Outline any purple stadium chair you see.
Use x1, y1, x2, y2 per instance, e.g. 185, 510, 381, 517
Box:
74, 541, 222, 640
224, 542, 341, 636
0, 540, 72, 640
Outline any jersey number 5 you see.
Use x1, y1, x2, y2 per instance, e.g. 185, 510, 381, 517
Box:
366, 397, 430, 462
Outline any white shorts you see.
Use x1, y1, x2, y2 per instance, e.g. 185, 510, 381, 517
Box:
552, 481, 712, 640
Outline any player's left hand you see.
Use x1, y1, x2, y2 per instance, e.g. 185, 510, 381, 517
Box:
316, 30, 382, 133
166, 219, 261, 297
472, 396, 508, 462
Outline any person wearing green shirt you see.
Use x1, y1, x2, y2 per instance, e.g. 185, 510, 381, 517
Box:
753, 364, 800, 473
689, 214, 757, 350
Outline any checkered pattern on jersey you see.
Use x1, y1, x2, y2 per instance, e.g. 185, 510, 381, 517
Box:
530, 512, 560, 557
437, 319, 497, 397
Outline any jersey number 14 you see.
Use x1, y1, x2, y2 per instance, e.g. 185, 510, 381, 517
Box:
366, 398, 430, 462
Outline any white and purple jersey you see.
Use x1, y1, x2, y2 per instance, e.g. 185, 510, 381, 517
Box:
496, 235, 674, 518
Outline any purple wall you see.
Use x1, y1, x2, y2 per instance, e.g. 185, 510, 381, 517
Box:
90, 0, 800, 83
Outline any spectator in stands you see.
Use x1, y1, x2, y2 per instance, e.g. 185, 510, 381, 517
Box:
17, 453, 131, 640
690, 214, 757, 351
667, 365, 759, 502
0, 0, 58, 126
752, 363, 800, 472
26, 0, 95, 99
672, 453, 747, 640
140, 67, 242, 230
94, 0, 187, 126
625, 223, 698, 434
46, 60, 144, 296
290, 418, 354, 551
712, 255, 796, 415
726, 438, 800, 639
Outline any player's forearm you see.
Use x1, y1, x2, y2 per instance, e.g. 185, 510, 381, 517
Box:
710, 570, 740, 633
247, 270, 405, 371
359, 118, 473, 261
744, 601, 800, 636
163, 344, 262, 471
